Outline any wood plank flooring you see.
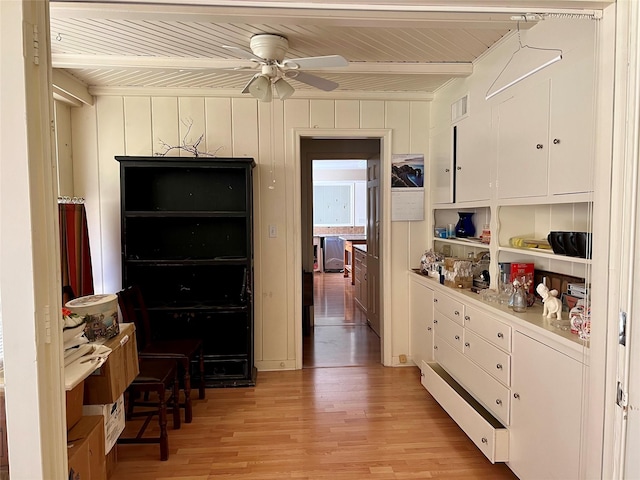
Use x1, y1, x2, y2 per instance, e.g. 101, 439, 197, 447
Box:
304, 272, 381, 368
110, 272, 517, 480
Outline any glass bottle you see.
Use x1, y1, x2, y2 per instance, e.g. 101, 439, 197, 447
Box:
511, 283, 527, 313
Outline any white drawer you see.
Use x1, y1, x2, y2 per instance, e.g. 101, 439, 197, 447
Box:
421, 360, 509, 463
433, 292, 464, 325
435, 335, 511, 426
464, 305, 512, 352
464, 330, 511, 386
434, 314, 464, 352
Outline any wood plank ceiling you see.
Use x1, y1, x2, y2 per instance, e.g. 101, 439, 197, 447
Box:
48, 1, 609, 97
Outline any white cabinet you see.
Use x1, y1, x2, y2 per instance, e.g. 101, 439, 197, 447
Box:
548, 50, 595, 195
497, 50, 596, 201
430, 127, 454, 204
409, 276, 434, 367
354, 247, 367, 313
497, 80, 550, 199
456, 111, 492, 203
508, 332, 584, 480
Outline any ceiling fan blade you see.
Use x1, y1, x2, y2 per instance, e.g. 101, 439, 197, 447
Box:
285, 70, 339, 92
222, 45, 266, 63
282, 55, 348, 69
241, 74, 260, 94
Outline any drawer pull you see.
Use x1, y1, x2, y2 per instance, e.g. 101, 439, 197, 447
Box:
454, 310, 460, 316
434, 345, 438, 350
464, 315, 470, 321
420, 372, 425, 377
464, 342, 470, 347
454, 335, 460, 341
496, 363, 503, 370
481, 437, 488, 444
497, 332, 504, 339
434, 298, 438, 303
427, 327, 432, 331
434, 320, 438, 324
536, 143, 544, 149
513, 393, 520, 399
496, 399, 502, 405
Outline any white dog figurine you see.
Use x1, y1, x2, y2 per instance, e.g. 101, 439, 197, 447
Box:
536, 283, 563, 320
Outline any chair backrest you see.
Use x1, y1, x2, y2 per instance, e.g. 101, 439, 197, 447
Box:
117, 285, 152, 351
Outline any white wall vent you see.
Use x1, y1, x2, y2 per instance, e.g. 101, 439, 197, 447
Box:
451, 94, 469, 123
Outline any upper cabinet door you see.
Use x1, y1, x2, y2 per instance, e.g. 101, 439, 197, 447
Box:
496, 80, 550, 199
430, 127, 454, 204
455, 111, 491, 203
548, 49, 596, 195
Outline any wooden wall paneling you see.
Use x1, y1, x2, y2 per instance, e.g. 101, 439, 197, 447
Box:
310, 99, 335, 128
335, 100, 360, 128
205, 97, 233, 157
123, 97, 152, 156
385, 100, 412, 362
360, 101, 385, 128
178, 97, 206, 157
54, 101, 73, 196
284, 99, 310, 361
151, 97, 178, 156
408, 101, 430, 270
70, 103, 102, 292
231, 98, 259, 158
96, 96, 126, 293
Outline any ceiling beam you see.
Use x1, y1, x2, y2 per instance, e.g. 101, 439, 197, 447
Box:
51, 54, 474, 76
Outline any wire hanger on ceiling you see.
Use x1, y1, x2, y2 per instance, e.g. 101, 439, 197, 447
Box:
485, 19, 563, 100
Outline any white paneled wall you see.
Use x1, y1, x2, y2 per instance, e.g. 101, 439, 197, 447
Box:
70, 95, 430, 369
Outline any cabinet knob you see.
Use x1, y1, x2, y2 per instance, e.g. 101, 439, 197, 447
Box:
434, 345, 438, 350
434, 298, 438, 303
536, 143, 544, 149
427, 327, 432, 331
497, 332, 504, 339
513, 393, 520, 399
496, 399, 502, 405
456, 166, 462, 171
496, 363, 503, 370
481, 437, 488, 444
445, 168, 450, 173
553, 138, 561, 144
434, 319, 438, 324
454, 335, 460, 341
420, 372, 425, 377
454, 310, 460, 316
464, 342, 470, 348
464, 315, 470, 321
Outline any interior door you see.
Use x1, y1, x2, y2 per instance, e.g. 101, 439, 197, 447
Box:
366, 155, 381, 338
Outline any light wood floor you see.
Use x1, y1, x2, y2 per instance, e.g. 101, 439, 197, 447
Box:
110, 272, 517, 480
304, 272, 381, 368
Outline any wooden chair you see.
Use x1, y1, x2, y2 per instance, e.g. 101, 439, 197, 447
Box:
117, 285, 205, 424
118, 358, 180, 461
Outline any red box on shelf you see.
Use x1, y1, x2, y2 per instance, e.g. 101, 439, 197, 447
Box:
510, 262, 535, 293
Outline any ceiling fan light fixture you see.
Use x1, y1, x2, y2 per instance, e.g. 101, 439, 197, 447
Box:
274, 78, 294, 100
248, 74, 272, 102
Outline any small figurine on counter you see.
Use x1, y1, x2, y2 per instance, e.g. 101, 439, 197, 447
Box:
536, 283, 563, 320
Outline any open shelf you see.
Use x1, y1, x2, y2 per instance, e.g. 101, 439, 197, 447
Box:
498, 246, 591, 264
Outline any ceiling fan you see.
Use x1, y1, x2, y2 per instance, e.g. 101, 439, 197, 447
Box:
222, 34, 348, 102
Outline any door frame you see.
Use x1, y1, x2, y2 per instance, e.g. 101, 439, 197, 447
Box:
293, 128, 393, 369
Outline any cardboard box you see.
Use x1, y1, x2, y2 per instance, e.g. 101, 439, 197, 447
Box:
83, 395, 125, 454
66, 380, 84, 431
509, 262, 535, 293
67, 415, 106, 480
84, 323, 139, 405
443, 257, 473, 289
106, 445, 117, 479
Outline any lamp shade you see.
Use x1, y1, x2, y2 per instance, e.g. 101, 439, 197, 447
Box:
274, 78, 294, 100
248, 74, 272, 102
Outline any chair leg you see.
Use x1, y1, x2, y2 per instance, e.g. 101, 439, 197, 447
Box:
157, 385, 169, 461
172, 371, 180, 430
181, 357, 193, 424
198, 348, 205, 400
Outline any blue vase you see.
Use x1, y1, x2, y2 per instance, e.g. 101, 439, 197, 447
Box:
455, 212, 476, 238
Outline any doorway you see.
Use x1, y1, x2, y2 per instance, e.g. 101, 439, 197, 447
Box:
299, 138, 382, 368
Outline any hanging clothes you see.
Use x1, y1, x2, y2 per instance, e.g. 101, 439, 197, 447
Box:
58, 202, 94, 298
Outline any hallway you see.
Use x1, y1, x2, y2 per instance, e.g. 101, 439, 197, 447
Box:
303, 272, 381, 368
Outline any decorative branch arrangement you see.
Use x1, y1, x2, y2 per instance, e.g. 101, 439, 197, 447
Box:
155, 118, 224, 157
